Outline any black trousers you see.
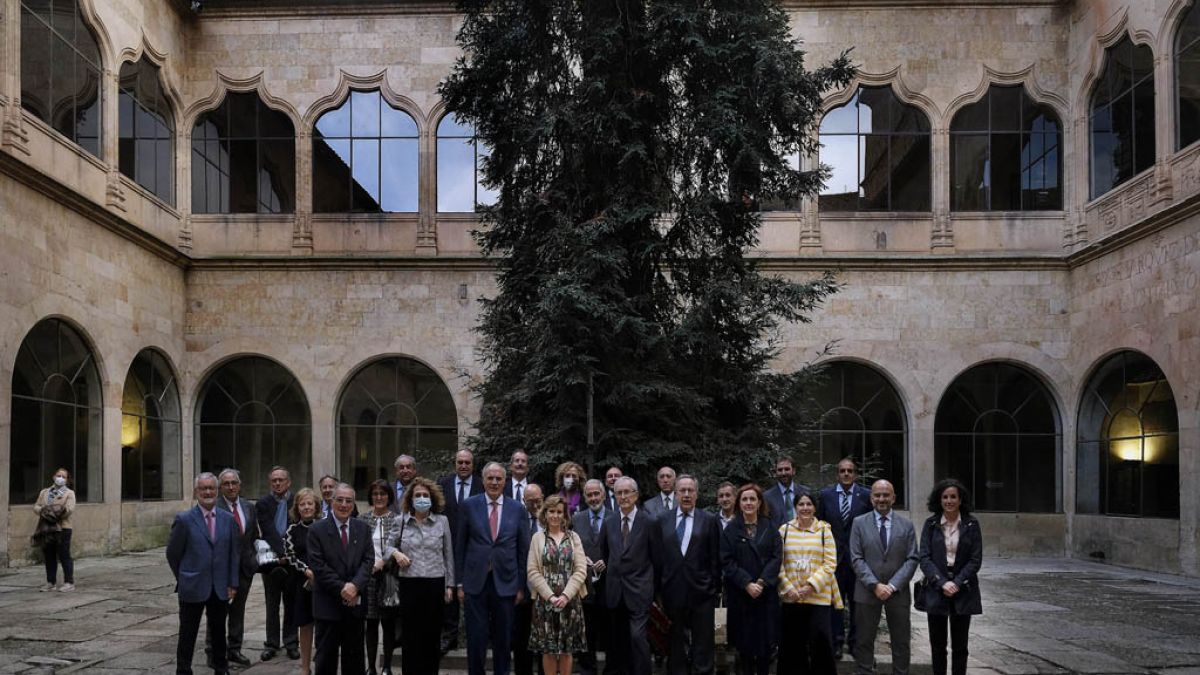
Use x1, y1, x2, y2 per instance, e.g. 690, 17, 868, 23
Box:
400, 577, 445, 675
666, 599, 715, 675
206, 572, 253, 656
315, 616, 366, 675
779, 604, 836, 675
928, 613, 971, 675
580, 601, 610, 674
42, 528, 73, 584
513, 596, 541, 675
608, 601, 651, 675
442, 590, 462, 648
177, 591, 228, 675
262, 566, 297, 649
832, 560, 856, 651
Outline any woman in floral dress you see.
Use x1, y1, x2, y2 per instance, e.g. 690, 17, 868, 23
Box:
526, 494, 588, 675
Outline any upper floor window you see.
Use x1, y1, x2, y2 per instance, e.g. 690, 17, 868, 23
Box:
20, 0, 102, 157
1177, 0, 1200, 149
312, 90, 418, 213
119, 58, 175, 205
1090, 36, 1155, 199
819, 86, 931, 212
437, 114, 497, 212
192, 92, 296, 214
951, 85, 1062, 211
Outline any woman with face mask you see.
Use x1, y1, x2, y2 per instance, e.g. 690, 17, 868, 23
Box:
554, 461, 586, 518
391, 476, 455, 675
33, 468, 76, 591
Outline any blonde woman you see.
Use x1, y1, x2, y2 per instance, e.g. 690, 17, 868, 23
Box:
554, 462, 586, 517
526, 494, 587, 675
778, 490, 841, 675
33, 468, 76, 592
284, 487, 322, 675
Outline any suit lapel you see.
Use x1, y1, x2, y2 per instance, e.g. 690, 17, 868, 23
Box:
192, 507, 214, 549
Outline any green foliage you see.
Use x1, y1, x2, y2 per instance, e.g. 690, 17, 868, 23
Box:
441, 0, 854, 488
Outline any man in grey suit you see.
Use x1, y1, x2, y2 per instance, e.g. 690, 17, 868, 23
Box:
210, 468, 257, 668
573, 479, 612, 675
641, 466, 676, 518
849, 479, 918, 675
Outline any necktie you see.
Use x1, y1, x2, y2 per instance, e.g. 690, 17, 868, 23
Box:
785, 488, 795, 520
592, 512, 602, 535
458, 481, 467, 505
515, 483, 524, 503
490, 501, 500, 540
663, 494, 671, 510
206, 511, 216, 541
841, 489, 852, 523
231, 503, 243, 534
340, 522, 349, 549
676, 511, 689, 554
879, 515, 888, 551
530, 514, 538, 533
621, 515, 630, 546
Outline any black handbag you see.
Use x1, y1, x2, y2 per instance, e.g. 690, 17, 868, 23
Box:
378, 517, 405, 609
913, 577, 927, 612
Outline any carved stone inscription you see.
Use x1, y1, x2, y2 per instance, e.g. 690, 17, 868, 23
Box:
1082, 230, 1200, 312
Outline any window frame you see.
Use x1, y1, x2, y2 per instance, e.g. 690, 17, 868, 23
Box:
118, 57, 176, 205
1089, 35, 1157, 200
191, 91, 297, 214
1176, 0, 1200, 151
436, 112, 496, 213
120, 348, 182, 502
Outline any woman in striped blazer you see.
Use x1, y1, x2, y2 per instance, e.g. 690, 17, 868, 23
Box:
777, 489, 842, 675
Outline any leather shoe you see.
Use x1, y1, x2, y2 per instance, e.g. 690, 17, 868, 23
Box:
228, 650, 251, 666
287, 646, 301, 660
260, 648, 277, 661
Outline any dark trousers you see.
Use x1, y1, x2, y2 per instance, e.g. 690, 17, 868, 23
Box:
854, 597, 911, 675
580, 601, 610, 674
400, 577, 445, 675
608, 601, 651, 675
442, 590, 462, 648
42, 528, 73, 584
366, 616, 397, 671
928, 613, 971, 675
513, 597, 541, 675
736, 652, 771, 675
832, 560, 856, 651
666, 598, 715, 675
177, 591, 228, 675
315, 616, 366, 675
262, 566, 297, 649
206, 573, 253, 656
465, 573, 516, 675
780, 604, 836, 675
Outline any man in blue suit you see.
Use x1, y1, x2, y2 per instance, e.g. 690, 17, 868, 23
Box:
815, 457, 874, 659
308, 482, 374, 675
167, 472, 240, 675
455, 461, 531, 675
764, 455, 809, 528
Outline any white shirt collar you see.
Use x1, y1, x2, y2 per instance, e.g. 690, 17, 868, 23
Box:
874, 510, 891, 525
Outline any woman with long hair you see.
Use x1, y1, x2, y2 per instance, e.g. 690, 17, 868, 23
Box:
918, 478, 983, 675
361, 479, 402, 675
527, 494, 588, 675
33, 467, 76, 592
719, 483, 782, 675
777, 489, 840, 675
284, 487, 322, 675
392, 476, 455, 675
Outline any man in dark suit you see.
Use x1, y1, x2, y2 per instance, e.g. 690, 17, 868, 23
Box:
849, 480, 918, 675
391, 455, 418, 512
167, 472, 240, 675
815, 457, 873, 659
764, 456, 809, 528
504, 450, 532, 503
599, 476, 659, 675
308, 482, 374, 675
455, 462, 531, 675
603, 466, 623, 513
207, 468, 257, 668
641, 466, 676, 518
513, 483, 545, 675
256, 465, 298, 662
438, 449, 483, 653
656, 475, 721, 675
573, 479, 612, 675
319, 474, 359, 519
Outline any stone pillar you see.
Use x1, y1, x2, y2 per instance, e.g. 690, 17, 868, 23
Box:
930, 126, 953, 251
293, 129, 314, 253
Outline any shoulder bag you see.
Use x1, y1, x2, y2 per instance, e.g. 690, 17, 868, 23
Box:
379, 516, 404, 609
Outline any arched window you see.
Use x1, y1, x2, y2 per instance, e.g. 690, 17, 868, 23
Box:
191, 92, 296, 214
121, 349, 182, 501
19, 0, 102, 157
436, 113, 497, 212
934, 363, 1060, 513
10, 318, 102, 503
1177, 0, 1200, 149
1090, 36, 1155, 199
1076, 351, 1179, 518
336, 356, 458, 493
950, 85, 1062, 211
118, 57, 175, 204
312, 90, 418, 213
819, 86, 931, 212
799, 362, 907, 506
195, 356, 311, 493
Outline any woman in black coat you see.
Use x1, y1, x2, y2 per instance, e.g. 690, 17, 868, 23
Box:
918, 478, 983, 675
719, 483, 782, 675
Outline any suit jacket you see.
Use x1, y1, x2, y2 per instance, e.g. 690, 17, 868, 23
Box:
256, 492, 295, 556
572, 507, 613, 603
605, 490, 618, 513
641, 492, 674, 518
307, 516, 374, 621
815, 483, 873, 563
216, 497, 258, 579
917, 514, 983, 616
598, 507, 659, 613
166, 506, 240, 604
503, 476, 533, 503
657, 508, 721, 609
848, 510, 918, 605
764, 482, 810, 529
454, 493, 530, 597
438, 474, 483, 536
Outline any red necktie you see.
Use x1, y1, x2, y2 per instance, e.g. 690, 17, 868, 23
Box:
232, 504, 244, 534
489, 501, 500, 541
340, 523, 349, 549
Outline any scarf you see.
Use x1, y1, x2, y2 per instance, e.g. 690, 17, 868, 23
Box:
47, 485, 67, 504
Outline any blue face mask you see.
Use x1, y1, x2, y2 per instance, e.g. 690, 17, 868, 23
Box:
413, 497, 433, 513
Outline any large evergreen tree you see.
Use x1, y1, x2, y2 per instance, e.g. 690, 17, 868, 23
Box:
441, 0, 853, 486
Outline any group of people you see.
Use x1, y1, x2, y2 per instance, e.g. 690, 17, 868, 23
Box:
165, 451, 982, 675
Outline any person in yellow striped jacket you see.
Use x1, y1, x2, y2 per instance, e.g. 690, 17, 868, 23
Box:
777, 490, 842, 675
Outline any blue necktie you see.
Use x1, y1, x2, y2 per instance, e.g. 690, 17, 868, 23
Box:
879, 515, 889, 551
676, 511, 689, 553
841, 489, 852, 523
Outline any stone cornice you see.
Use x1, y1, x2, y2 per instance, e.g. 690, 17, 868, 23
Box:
1066, 191, 1200, 269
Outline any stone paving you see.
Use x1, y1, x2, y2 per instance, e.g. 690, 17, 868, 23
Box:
0, 551, 1198, 674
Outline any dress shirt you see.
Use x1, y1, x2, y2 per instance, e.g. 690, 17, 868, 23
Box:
487, 494, 505, 523
873, 510, 895, 591
223, 498, 246, 534
675, 508, 695, 555
940, 514, 961, 567
511, 478, 528, 501
395, 480, 409, 503
659, 493, 674, 510
397, 513, 455, 585
719, 512, 735, 530
273, 492, 290, 536
456, 476, 474, 496
200, 505, 217, 540
619, 506, 640, 529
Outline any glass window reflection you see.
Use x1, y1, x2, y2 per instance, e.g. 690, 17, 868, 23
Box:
312, 90, 418, 213
20, 0, 103, 157
437, 113, 497, 212
1091, 36, 1156, 198
191, 92, 296, 214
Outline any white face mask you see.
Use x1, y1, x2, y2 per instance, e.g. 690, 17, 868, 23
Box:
563, 477, 576, 489
53, 476, 66, 487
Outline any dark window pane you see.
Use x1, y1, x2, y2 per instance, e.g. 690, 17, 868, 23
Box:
312, 138, 352, 212
1092, 36, 1156, 197
990, 133, 1022, 210
1111, 92, 1136, 185
259, 139, 296, 213
226, 139, 257, 213
951, 134, 988, 210
860, 135, 889, 210
381, 138, 418, 212
259, 104, 294, 139
1180, 2, 1200, 54
1133, 80, 1156, 174
990, 85, 1021, 131
952, 98, 989, 133
1131, 42, 1155, 84
191, 145, 207, 212
889, 134, 930, 211
52, 0, 76, 44
50, 37, 76, 141
155, 138, 173, 203
20, 7, 52, 123
973, 425, 1018, 512
1017, 434, 1057, 512
1108, 39, 1133, 99
857, 87, 891, 132
227, 92, 257, 138
1142, 434, 1180, 518
890, 98, 929, 133
74, 58, 101, 155
1180, 45, 1200, 148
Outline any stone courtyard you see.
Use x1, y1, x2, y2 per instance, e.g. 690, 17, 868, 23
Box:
0, 551, 1196, 674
